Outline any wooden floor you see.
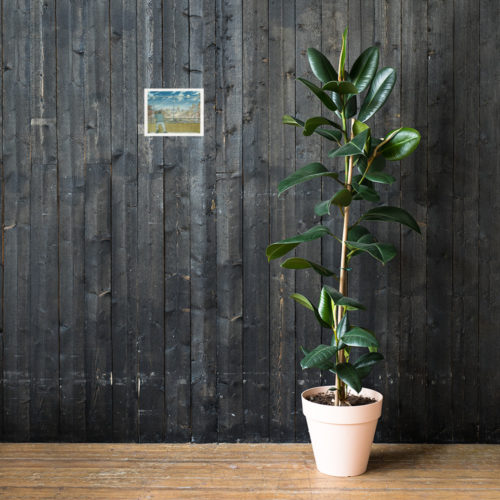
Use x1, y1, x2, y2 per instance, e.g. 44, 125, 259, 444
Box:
0, 443, 498, 499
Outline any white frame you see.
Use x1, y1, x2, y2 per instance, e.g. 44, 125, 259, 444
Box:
144, 88, 204, 137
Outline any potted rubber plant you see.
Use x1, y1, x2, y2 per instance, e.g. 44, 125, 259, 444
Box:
266, 28, 421, 477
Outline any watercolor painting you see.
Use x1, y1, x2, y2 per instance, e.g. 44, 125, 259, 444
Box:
144, 88, 204, 136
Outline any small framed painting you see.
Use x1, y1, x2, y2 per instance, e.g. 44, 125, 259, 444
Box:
144, 88, 204, 137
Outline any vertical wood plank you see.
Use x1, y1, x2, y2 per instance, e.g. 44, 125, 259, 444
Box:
2, 0, 31, 441
399, 0, 428, 443
452, 0, 480, 443
478, 0, 500, 444
28, 0, 59, 441
163, 0, 191, 443
242, 0, 270, 442
189, 0, 218, 443
215, 0, 244, 442
136, 0, 165, 442
83, 0, 112, 442
293, 0, 322, 442
110, 0, 139, 442
57, 0, 87, 443
268, 0, 295, 442
426, 0, 454, 442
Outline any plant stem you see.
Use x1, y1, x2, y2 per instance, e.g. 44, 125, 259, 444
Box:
335, 120, 355, 406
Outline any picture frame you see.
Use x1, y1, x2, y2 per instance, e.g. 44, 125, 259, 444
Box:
144, 88, 204, 137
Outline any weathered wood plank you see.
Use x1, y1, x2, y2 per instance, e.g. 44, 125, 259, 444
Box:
293, 0, 323, 442
28, 0, 59, 443
136, 0, 165, 442
83, 0, 112, 442
110, 0, 139, 442
426, 0, 454, 442
163, 0, 192, 443
242, 0, 270, 442
2, 0, 32, 441
56, 0, 87, 443
84, 163, 112, 441
189, 0, 218, 443
399, 0, 428, 443
452, 0, 480, 442
215, 0, 244, 442
478, 0, 500, 444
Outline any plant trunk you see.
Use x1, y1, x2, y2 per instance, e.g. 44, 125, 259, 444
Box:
335, 150, 354, 406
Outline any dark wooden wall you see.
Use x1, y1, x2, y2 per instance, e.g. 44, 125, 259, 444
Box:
0, 0, 498, 443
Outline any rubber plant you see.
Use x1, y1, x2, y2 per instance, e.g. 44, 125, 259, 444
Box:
266, 28, 421, 406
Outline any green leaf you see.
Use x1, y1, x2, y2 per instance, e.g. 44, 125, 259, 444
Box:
303, 116, 342, 137
352, 181, 380, 202
281, 258, 338, 278
315, 128, 343, 142
353, 120, 370, 136
266, 225, 332, 261
323, 285, 365, 311
357, 156, 395, 184
329, 129, 370, 158
318, 288, 334, 326
292, 294, 330, 329
315, 189, 353, 216
342, 327, 379, 348
338, 27, 348, 81
307, 48, 338, 83
337, 314, 349, 341
297, 78, 337, 112
353, 352, 384, 379
345, 95, 357, 119
345, 240, 397, 264
299, 347, 335, 370
282, 114, 304, 127
322, 81, 358, 94
361, 206, 421, 233
353, 351, 384, 370
278, 162, 338, 196
358, 67, 397, 122
347, 225, 371, 242
335, 362, 362, 393
378, 127, 421, 160
301, 344, 338, 370
349, 46, 380, 93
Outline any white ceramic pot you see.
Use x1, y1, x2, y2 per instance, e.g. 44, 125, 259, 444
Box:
302, 386, 383, 477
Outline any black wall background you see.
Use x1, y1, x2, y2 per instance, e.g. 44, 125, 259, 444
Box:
0, 0, 498, 443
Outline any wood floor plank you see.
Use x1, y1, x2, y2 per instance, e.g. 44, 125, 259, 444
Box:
0, 444, 498, 499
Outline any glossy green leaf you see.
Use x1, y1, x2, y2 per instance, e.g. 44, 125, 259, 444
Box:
301, 344, 338, 370
338, 27, 348, 81
297, 78, 337, 111
282, 114, 304, 127
337, 314, 349, 340
307, 48, 338, 83
329, 129, 370, 158
345, 94, 357, 119
342, 327, 379, 348
378, 127, 421, 160
300, 346, 336, 370
345, 240, 397, 264
352, 181, 380, 202
281, 258, 338, 278
322, 81, 358, 94
361, 206, 421, 233
353, 120, 370, 136
347, 225, 371, 242
349, 46, 380, 93
323, 285, 365, 310
303, 116, 342, 136
292, 294, 330, 329
335, 362, 362, 393
315, 128, 343, 142
278, 163, 338, 196
318, 288, 334, 326
266, 225, 332, 261
358, 67, 396, 122
353, 351, 384, 379
357, 156, 395, 184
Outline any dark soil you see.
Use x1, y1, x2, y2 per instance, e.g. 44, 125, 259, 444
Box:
306, 391, 376, 407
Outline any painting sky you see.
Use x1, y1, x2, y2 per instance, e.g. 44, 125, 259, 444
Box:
147, 90, 200, 111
